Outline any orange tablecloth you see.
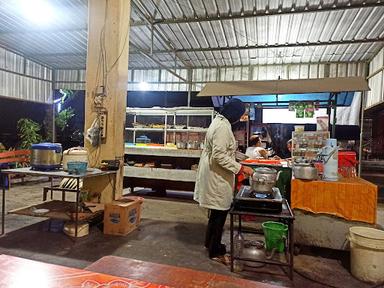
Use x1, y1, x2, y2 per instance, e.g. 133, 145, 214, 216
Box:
291, 177, 378, 224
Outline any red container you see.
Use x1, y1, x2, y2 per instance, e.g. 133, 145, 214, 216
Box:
338, 151, 357, 167
338, 150, 357, 177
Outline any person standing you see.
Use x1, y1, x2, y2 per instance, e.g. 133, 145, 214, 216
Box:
194, 99, 254, 265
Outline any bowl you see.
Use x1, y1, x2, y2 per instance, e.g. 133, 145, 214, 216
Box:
67, 161, 88, 175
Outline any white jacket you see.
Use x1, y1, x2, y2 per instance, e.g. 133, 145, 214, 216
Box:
194, 114, 241, 210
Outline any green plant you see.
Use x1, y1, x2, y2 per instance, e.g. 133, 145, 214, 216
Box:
55, 108, 75, 131
17, 118, 42, 149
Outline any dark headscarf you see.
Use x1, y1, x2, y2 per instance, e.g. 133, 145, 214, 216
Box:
220, 98, 246, 124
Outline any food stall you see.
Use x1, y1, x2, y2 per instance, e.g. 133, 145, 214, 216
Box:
198, 77, 380, 250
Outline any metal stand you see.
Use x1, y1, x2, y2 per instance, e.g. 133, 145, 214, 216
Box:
229, 199, 295, 280
0, 168, 117, 239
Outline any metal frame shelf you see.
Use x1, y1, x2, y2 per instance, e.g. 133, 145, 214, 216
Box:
126, 106, 215, 145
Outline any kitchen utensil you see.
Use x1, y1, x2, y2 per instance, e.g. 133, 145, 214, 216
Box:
100, 160, 120, 171
62, 147, 88, 171
249, 167, 280, 192
63, 221, 89, 238
187, 141, 199, 150
242, 240, 266, 268
31, 143, 62, 170
176, 142, 187, 149
67, 161, 88, 175
293, 162, 318, 180
32, 208, 50, 215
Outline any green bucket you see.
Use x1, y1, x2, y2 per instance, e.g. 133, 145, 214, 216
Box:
262, 221, 288, 253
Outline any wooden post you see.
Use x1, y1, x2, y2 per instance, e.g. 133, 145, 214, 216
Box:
84, 0, 130, 203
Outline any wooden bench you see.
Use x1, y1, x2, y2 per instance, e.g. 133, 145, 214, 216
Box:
0, 150, 31, 187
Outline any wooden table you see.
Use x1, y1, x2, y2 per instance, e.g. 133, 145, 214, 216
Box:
291, 177, 378, 224
0, 254, 168, 287
0, 167, 116, 237
86, 255, 283, 288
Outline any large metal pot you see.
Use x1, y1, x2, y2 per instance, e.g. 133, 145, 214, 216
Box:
250, 167, 280, 192
293, 162, 318, 180
31, 143, 62, 170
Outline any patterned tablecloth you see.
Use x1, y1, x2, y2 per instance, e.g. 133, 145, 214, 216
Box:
0, 255, 169, 288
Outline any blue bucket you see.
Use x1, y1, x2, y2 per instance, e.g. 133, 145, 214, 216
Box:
67, 161, 88, 174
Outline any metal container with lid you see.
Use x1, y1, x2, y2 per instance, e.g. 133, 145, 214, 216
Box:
31, 143, 62, 170
293, 162, 318, 180
62, 147, 88, 171
249, 167, 280, 192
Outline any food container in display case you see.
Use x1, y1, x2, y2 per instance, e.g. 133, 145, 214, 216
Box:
316, 116, 329, 131
291, 131, 329, 161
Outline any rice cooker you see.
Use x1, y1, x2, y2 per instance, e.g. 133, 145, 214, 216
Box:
62, 147, 89, 171
31, 143, 62, 170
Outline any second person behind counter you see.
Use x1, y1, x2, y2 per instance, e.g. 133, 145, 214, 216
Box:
245, 135, 268, 159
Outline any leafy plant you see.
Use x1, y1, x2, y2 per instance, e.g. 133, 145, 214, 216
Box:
55, 108, 75, 131
17, 118, 42, 149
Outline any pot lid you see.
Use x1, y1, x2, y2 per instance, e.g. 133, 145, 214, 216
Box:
294, 162, 312, 167
63, 147, 88, 155
254, 167, 277, 174
31, 143, 62, 150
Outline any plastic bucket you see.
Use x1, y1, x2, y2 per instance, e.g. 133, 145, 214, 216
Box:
348, 226, 384, 284
262, 221, 288, 253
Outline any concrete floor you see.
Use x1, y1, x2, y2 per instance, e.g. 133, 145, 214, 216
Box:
0, 179, 380, 288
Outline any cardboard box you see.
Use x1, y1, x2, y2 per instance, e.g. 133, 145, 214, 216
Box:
103, 196, 143, 236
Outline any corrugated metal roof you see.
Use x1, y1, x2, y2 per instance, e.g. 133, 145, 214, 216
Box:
0, 0, 382, 69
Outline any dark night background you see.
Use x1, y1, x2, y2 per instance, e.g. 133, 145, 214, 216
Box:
0, 90, 213, 149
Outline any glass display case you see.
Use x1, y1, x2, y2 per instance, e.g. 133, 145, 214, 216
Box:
291, 131, 330, 161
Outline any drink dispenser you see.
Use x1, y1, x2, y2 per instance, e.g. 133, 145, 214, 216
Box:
319, 138, 339, 181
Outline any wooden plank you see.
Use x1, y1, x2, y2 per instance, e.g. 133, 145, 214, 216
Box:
86, 256, 284, 288
84, 0, 131, 203
0, 157, 29, 164
0, 150, 30, 158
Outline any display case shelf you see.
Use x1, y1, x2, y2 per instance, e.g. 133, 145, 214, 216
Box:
124, 166, 197, 182
125, 146, 202, 158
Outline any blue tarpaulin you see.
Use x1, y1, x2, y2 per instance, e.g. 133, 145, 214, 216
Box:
233, 92, 354, 107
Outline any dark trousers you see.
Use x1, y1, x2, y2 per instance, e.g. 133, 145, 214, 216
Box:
205, 209, 229, 258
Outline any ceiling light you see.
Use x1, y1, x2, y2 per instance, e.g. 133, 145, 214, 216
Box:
139, 82, 149, 91
15, 0, 55, 25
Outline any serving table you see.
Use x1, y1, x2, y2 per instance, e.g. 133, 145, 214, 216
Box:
1, 167, 117, 237
291, 177, 378, 224
291, 177, 379, 250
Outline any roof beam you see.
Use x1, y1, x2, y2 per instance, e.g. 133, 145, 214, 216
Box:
130, 44, 187, 82
26, 37, 382, 64
131, 0, 191, 68
147, 38, 384, 54
131, 2, 384, 26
